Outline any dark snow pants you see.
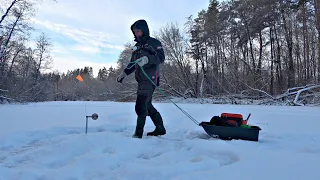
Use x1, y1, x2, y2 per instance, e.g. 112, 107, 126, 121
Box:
135, 82, 158, 118
134, 82, 158, 135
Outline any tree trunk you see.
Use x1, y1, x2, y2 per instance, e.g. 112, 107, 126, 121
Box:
310, 29, 317, 82
270, 27, 274, 95
217, 37, 222, 93
0, 0, 17, 25
195, 57, 199, 96
315, 0, 320, 82
258, 31, 263, 77
200, 51, 207, 95
221, 38, 225, 94
274, 24, 282, 93
231, 34, 239, 91
213, 43, 219, 91
35, 51, 44, 83
246, 26, 256, 73
281, 10, 295, 88
302, 3, 310, 82
294, 20, 302, 84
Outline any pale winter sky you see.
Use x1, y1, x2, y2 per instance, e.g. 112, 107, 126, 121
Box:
31, 0, 212, 76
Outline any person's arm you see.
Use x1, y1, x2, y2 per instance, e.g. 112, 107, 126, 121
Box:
148, 40, 164, 65
142, 40, 165, 67
124, 52, 136, 75
116, 46, 137, 83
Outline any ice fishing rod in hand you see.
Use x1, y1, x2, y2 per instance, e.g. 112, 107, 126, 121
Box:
121, 57, 200, 126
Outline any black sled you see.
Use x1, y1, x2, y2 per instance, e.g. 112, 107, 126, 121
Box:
199, 113, 261, 142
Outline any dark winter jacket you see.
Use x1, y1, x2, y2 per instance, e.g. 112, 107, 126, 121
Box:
124, 19, 165, 86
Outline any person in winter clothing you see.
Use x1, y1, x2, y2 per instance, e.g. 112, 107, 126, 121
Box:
116, 19, 166, 139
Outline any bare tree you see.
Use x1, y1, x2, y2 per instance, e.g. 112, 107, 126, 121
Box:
0, 0, 18, 25
34, 32, 52, 82
156, 22, 197, 97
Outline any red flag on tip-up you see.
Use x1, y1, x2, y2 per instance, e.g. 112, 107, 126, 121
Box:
76, 75, 83, 82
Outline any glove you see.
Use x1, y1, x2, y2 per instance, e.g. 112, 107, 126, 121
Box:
116, 72, 127, 83
136, 56, 149, 67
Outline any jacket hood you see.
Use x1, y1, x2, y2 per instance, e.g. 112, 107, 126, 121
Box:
131, 19, 150, 43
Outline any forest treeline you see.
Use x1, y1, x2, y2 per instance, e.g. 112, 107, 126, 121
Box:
1, 0, 319, 105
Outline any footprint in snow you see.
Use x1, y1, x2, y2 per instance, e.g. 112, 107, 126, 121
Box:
192, 148, 240, 167
186, 131, 212, 140
211, 151, 240, 166
137, 152, 163, 160
103, 147, 116, 154
109, 126, 130, 133
298, 147, 320, 154
8, 140, 43, 156
96, 127, 106, 132
190, 156, 203, 162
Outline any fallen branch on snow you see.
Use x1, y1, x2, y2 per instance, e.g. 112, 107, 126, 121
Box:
0, 95, 16, 104
293, 85, 320, 106
242, 84, 275, 99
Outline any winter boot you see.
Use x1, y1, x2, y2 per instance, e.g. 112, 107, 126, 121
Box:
132, 116, 146, 138
132, 131, 142, 138
147, 112, 166, 136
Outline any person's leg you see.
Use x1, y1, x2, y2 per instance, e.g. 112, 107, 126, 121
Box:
146, 90, 166, 136
147, 95, 157, 116
132, 82, 154, 138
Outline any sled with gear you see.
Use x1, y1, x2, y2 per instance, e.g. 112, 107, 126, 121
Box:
199, 113, 261, 141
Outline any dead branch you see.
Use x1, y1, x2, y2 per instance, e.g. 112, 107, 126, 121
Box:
244, 83, 275, 99
285, 84, 317, 93
293, 85, 320, 106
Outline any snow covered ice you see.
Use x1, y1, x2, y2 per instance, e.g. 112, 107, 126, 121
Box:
1, 101, 320, 180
